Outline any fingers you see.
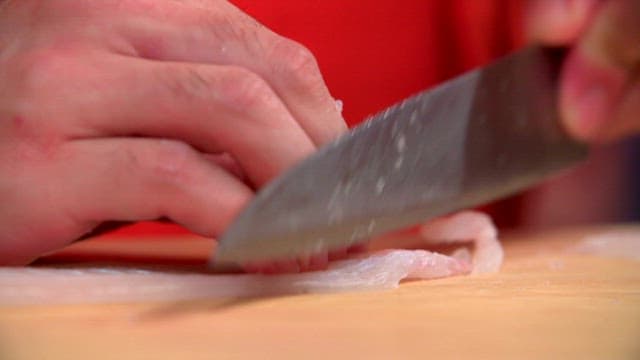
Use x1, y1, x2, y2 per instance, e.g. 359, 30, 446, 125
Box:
580, 0, 640, 69
559, 47, 629, 141
59, 138, 253, 237
67, 56, 316, 187
0, 0, 347, 265
559, 0, 640, 141
6, 0, 345, 184
203, 153, 249, 184
526, 0, 600, 44
115, 0, 348, 145
0, 138, 253, 265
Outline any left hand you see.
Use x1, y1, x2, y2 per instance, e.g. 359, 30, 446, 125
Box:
527, 0, 640, 142
0, 0, 347, 265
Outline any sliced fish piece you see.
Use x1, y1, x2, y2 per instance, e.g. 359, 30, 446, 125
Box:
0, 211, 501, 306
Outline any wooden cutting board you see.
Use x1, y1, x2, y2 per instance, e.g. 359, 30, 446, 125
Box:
1, 225, 639, 360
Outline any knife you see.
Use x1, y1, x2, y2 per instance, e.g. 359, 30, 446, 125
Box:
214, 45, 588, 265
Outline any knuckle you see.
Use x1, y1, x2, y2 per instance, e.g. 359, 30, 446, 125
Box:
207, 12, 250, 44
126, 140, 196, 185
163, 66, 216, 101
12, 49, 75, 101
270, 38, 323, 87
221, 67, 277, 111
203, 7, 264, 46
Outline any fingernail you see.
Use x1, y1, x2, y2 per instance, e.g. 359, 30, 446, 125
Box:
560, 49, 625, 141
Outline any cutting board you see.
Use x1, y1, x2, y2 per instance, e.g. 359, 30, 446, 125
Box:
1, 225, 639, 359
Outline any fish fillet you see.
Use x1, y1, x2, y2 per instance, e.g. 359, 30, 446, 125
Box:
0, 211, 501, 306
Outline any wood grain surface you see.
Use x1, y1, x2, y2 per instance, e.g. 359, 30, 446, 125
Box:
1, 226, 639, 359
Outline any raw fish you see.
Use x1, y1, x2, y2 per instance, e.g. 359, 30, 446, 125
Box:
0, 211, 501, 306
573, 230, 640, 261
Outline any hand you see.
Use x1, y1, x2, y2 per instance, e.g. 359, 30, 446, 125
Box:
0, 0, 347, 264
527, 0, 640, 142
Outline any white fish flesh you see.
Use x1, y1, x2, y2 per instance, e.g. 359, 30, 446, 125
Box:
0, 250, 470, 306
0, 211, 501, 306
419, 211, 503, 274
572, 229, 640, 261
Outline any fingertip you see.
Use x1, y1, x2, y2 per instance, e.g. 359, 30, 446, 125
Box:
526, 0, 599, 45
560, 48, 626, 142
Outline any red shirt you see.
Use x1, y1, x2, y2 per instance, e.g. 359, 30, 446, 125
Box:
115, 0, 526, 236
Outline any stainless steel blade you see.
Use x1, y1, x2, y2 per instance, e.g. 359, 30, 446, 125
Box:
214, 46, 588, 264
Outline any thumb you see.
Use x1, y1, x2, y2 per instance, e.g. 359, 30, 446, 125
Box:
560, 0, 640, 142
526, 0, 600, 44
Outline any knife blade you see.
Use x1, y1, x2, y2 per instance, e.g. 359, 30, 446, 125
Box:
214, 45, 588, 265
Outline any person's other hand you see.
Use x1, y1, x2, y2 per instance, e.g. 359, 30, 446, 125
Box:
0, 0, 347, 264
527, 0, 639, 142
